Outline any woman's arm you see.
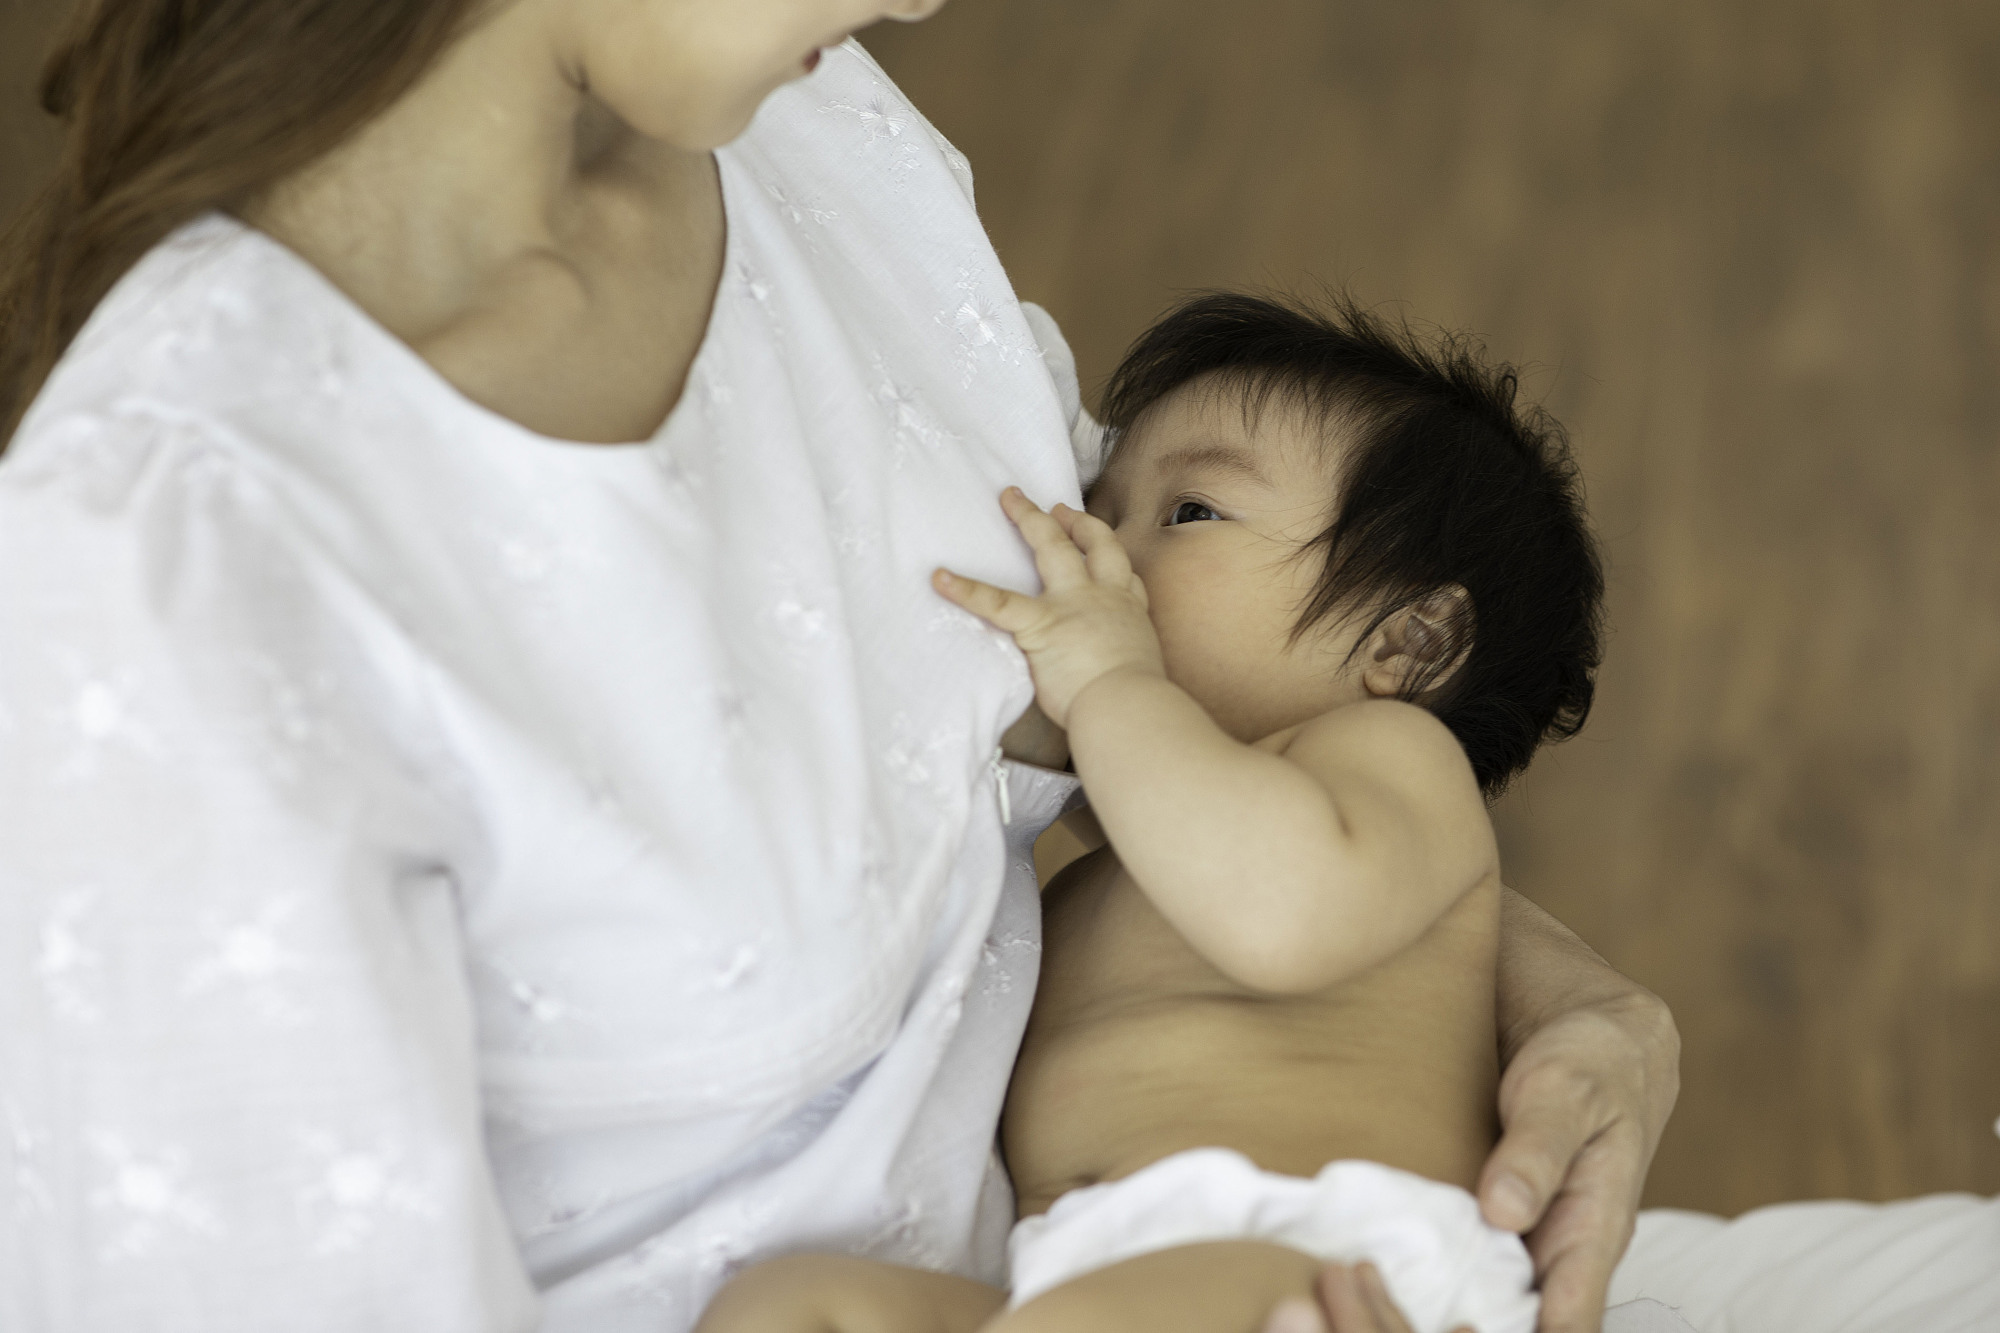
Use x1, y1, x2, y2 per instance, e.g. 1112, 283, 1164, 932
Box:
0, 418, 538, 1326
1478, 889, 1680, 1333
1278, 891, 1678, 1333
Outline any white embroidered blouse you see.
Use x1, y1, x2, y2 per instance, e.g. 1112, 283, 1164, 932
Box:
0, 42, 1094, 1333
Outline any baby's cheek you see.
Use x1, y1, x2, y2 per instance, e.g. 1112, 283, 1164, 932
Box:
1149, 599, 1241, 708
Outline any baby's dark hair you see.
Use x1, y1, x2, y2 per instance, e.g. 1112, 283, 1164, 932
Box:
1099, 292, 1604, 795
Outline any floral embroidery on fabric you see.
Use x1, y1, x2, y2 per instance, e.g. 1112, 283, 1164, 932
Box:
858, 1195, 933, 1263
294, 1130, 439, 1255
936, 269, 1034, 386
928, 129, 972, 179
7, 414, 158, 509
821, 96, 925, 186
770, 594, 831, 645
880, 712, 964, 804
241, 657, 344, 786
481, 957, 597, 1055
49, 664, 160, 784
762, 562, 847, 671
182, 895, 310, 1024
980, 927, 1040, 999
871, 353, 963, 465
926, 602, 1024, 667
5, 1105, 53, 1218
822, 482, 884, 558
689, 941, 764, 995
506, 974, 581, 1026
762, 181, 839, 247
700, 362, 736, 409
652, 442, 705, 498
822, 95, 913, 144
737, 258, 777, 313
38, 890, 105, 1023
87, 1132, 221, 1259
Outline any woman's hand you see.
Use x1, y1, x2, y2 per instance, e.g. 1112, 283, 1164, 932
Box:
1480, 890, 1681, 1333
1280, 895, 1677, 1333
934, 488, 1164, 728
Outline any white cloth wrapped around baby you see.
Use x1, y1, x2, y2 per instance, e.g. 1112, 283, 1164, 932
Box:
1006, 1149, 1539, 1333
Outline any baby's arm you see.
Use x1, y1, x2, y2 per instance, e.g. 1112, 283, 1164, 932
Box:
1075, 675, 1494, 991
695, 1254, 1005, 1333
937, 490, 1495, 994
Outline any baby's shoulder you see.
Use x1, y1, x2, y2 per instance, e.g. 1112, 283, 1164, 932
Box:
1277, 700, 1485, 816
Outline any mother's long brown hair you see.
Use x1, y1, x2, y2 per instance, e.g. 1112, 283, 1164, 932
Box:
0, 0, 486, 450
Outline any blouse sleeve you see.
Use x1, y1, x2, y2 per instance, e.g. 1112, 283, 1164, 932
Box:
0, 415, 537, 1331
1019, 301, 1108, 486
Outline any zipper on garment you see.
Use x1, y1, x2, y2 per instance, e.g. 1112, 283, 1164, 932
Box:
992, 746, 1012, 825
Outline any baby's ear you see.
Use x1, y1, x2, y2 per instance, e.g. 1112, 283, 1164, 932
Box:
1358, 587, 1472, 701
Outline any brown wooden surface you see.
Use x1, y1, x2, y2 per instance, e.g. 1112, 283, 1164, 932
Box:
865, 0, 2000, 1215
3, 0, 1996, 1217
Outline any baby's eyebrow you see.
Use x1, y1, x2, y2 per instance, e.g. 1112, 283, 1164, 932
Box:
1152, 443, 1270, 484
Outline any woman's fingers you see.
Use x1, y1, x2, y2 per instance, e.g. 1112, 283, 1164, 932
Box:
1480, 1078, 1597, 1235
1515, 1128, 1642, 1333
1481, 1001, 1666, 1333
999, 488, 1089, 591
932, 568, 1039, 634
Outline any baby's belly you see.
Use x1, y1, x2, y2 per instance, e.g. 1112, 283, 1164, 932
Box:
1004, 992, 1499, 1218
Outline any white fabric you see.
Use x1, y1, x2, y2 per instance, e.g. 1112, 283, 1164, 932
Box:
1609, 1195, 2000, 1332
0, 41, 1087, 1333
1017, 300, 1107, 484
1006, 1148, 1539, 1333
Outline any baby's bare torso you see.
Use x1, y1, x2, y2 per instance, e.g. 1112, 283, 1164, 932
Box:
1004, 846, 1502, 1218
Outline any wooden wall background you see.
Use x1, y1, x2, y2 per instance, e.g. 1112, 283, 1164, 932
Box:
3, 0, 1996, 1216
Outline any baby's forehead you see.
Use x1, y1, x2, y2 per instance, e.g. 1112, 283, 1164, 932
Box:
1107, 374, 1351, 477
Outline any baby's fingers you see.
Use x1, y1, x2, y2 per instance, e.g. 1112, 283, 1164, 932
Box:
999, 488, 1090, 591
1054, 504, 1137, 587
933, 568, 1040, 634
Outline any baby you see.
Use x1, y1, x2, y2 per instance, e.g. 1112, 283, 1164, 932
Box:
696, 293, 1603, 1333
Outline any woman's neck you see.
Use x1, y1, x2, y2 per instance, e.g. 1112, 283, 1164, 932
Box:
245, 1, 701, 348
239, 0, 727, 443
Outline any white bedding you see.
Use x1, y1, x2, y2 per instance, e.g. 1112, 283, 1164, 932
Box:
1606, 1193, 2000, 1331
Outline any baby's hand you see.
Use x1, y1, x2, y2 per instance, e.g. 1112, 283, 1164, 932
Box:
935, 488, 1165, 728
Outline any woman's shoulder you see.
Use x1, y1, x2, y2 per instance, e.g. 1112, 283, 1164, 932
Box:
735, 39, 979, 210
15, 212, 472, 476
18, 217, 326, 466
0, 222, 421, 654
710, 42, 1086, 474
6, 213, 535, 557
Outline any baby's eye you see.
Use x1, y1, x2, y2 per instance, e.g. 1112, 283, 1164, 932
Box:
1166, 500, 1221, 526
